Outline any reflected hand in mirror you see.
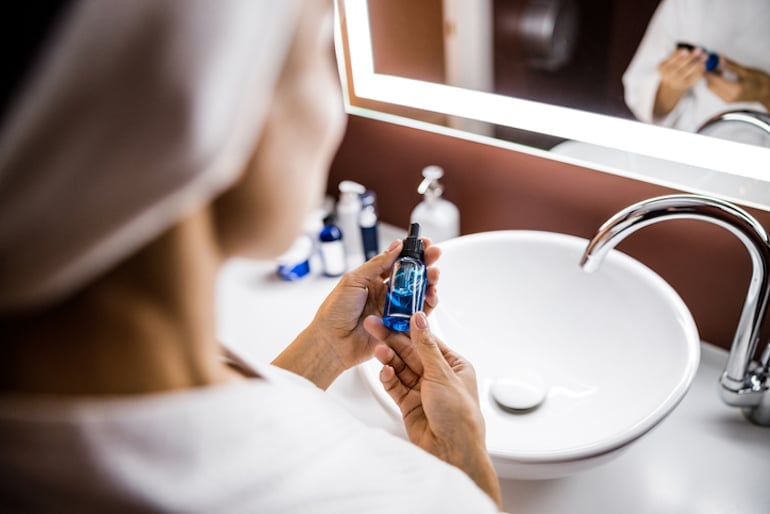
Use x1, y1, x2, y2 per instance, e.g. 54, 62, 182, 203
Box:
652, 47, 706, 119
704, 58, 770, 109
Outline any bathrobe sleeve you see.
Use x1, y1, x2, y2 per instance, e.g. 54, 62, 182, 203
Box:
621, 0, 692, 127
0, 363, 501, 513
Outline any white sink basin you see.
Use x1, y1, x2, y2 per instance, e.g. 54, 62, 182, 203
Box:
360, 230, 700, 479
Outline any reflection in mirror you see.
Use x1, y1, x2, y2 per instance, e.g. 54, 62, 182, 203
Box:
621, 0, 770, 147
366, 0, 770, 149
335, 0, 770, 211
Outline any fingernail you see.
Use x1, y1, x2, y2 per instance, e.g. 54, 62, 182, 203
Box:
387, 240, 401, 252
414, 311, 428, 329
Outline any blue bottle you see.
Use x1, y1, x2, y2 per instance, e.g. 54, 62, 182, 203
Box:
676, 41, 720, 72
382, 223, 427, 332
319, 215, 346, 277
359, 190, 380, 261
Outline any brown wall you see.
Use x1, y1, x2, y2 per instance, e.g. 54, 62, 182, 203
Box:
329, 115, 770, 352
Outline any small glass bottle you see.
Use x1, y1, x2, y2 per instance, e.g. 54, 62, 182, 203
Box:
382, 223, 427, 332
319, 214, 346, 277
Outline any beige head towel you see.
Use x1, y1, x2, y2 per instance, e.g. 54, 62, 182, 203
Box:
0, 0, 302, 312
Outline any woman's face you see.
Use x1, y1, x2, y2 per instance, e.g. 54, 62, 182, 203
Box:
214, 0, 346, 259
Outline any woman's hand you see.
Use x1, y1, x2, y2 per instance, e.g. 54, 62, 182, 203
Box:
363, 312, 502, 509
705, 57, 770, 110
310, 238, 440, 370
654, 48, 706, 118
272, 238, 440, 389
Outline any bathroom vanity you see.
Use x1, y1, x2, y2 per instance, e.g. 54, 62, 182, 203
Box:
216, 224, 770, 514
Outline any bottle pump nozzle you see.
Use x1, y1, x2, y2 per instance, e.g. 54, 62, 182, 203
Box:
339, 180, 366, 196
417, 165, 445, 203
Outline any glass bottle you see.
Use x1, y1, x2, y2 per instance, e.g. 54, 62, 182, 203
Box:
382, 223, 427, 332
319, 214, 346, 277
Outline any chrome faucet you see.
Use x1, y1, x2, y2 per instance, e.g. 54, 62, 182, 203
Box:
580, 194, 770, 426
697, 109, 770, 138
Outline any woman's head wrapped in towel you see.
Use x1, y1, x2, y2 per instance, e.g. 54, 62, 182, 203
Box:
0, 0, 341, 313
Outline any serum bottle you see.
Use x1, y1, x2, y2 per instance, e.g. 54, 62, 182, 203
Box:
382, 223, 427, 332
319, 214, 346, 277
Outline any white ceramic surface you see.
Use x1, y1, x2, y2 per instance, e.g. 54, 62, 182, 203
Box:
360, 230, 700, 479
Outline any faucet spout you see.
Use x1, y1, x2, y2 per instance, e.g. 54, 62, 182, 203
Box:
580, 194, 770, 426
696, 109, 770, 137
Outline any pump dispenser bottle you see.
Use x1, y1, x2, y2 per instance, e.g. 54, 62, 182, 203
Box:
382, 223, 428, 332
337, 180, 366, 266
410, 166, 459, 243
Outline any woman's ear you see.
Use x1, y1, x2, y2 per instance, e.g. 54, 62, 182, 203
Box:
211, 0, 344, 262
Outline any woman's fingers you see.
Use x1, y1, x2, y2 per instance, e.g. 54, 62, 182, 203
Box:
423, 242, 441, 267
719, 56, 747, 77
408, 312, 452, 381
364, 315, 424, 379
373, 341, 421, 390
347, 239, 402, 285
374, 343, 424, 419
363, 314, 391, 341
379, 364, 423, 419
659, 48, 705, 90
423, 267, 440, 315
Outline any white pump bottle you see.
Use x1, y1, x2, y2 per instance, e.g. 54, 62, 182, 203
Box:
336, 180, 366, 266
409, 166, 459, 243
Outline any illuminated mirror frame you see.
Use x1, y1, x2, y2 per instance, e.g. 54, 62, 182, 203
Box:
335, 0, 770, 211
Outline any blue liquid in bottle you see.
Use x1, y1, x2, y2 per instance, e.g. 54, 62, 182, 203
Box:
382, 223, 427, 332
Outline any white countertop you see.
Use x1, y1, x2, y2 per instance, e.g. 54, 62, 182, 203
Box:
215, 224, 770, 513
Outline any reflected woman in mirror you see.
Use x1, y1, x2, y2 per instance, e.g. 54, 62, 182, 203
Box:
622, 0, 770, 143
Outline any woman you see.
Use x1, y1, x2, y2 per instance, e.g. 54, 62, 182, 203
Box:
0, 1, 502, 512
623, 0, 770, 137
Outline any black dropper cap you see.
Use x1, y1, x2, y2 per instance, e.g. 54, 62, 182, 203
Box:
323, 213, 336, 226
401, 223, 424, 261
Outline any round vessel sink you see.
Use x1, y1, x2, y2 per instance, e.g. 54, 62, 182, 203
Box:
360, 230, 700, 479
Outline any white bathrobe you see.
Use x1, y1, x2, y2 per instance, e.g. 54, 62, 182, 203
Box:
0, 363, 498, 513
622, 0, 770, 139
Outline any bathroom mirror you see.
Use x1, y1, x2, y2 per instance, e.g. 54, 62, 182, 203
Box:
335, 0, 770, 212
